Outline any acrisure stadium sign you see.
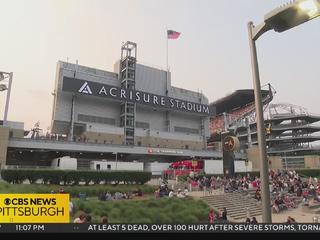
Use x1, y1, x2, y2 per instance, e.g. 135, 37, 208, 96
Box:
62, 77, 212, 116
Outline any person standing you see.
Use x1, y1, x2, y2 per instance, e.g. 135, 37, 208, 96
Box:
222, 207, 228, 223
208, 209, 215, 224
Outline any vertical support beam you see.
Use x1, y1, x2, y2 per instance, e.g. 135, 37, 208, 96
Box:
69, 94, 76, 141
119, 41, 137, 145
223, 112, 228, 131
3, 72, 13, 126
246, 117, 252, 148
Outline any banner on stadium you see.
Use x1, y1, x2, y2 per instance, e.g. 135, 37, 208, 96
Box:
62, 77, 213, 116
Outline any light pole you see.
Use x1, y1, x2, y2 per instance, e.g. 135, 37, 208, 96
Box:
247, 0, 320, 223
0, 71, 13, 126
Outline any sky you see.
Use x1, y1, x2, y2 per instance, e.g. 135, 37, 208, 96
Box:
0, 0, 319, 130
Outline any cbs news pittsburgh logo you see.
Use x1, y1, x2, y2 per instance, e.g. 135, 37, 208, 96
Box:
0, 194, 69, 223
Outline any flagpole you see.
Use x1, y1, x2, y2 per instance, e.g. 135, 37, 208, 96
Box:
165, 26, 169, 134
166, 27, 169, 71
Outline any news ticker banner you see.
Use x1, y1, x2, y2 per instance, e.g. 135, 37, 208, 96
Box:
0, 194, 70, 223
0, 224, 320, 233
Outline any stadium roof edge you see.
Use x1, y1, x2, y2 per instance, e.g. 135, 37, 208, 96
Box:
210, 89, 269, 115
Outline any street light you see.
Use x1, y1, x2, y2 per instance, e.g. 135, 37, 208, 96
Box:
0, 71, 13, 126
247, 0, 320, 223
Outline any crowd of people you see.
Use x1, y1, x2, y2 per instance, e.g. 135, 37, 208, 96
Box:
245, 217, 258, 224
74, 213, 93, 223
98, 189, 143, 201
74, 213, 109, 224
154, 184, 189, 198
269, 169, 320, 213
68, 169, 320, 224
208, 207, 228, 223
184, 169, 320, 215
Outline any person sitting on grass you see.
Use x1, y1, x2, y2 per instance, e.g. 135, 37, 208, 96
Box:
123, 192, 129, 199
84, 214, 92, 223
133, 189, 143, 197
154, 188, 160, 198
114, 192, 123, 200
177, 189, 185, 198
74, 213, 87, 223
168, 189, 174, 198
101, 216, 108, 224
105, 191, 112, 201
99, 193, 106, 201
183, 186, 189, 197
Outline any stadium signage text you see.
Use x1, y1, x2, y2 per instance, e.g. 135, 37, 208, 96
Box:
62, 77, 211, 115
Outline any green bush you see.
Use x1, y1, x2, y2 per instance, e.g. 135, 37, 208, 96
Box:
0, 181, 155, 197
72, 198, 210, 224
296, 169, 320, 178
0, 169, 152, 186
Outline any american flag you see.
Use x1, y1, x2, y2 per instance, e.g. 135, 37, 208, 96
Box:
167, 30, 181, 39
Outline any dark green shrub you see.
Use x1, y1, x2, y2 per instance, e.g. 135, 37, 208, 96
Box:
0, 169, 152, 186
296, 169, 320, 177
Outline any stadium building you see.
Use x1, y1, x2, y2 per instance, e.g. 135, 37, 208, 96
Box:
1, 41, 248, 172
208, 85, 320, 171
51, 42, 210, 151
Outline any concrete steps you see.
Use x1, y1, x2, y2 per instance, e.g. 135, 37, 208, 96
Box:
200, 192, 263, 222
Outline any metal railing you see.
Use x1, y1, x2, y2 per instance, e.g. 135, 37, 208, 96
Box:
9, 137, 216, 153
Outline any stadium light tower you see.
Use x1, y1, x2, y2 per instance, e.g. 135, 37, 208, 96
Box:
0, 71, 13, 126
248, 0, 320, 223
